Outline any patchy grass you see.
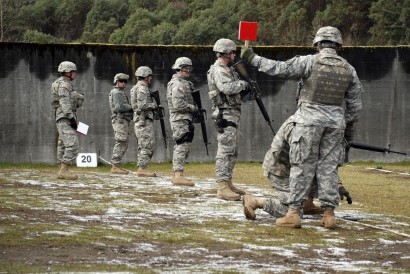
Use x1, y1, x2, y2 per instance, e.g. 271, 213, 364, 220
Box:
0, 161, 409, 273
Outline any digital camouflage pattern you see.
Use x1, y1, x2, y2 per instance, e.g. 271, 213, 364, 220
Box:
250, 47, 362, 210
109, 86, 133, 165
131, 81, 157, 169
167, 73, 196, 172
51, 76, 83, 165
207, 60, 247, 182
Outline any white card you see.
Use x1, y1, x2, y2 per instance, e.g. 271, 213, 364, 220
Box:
77, 122, 89, 135
76, 153, 98, 167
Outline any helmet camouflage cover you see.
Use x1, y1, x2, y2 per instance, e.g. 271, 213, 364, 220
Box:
172, 57, 192, 70
313, 26, 343, 46
113, 73, 129, 84
213, 38, 237, 53
135, 66, 153, 78
58, 61, 77, 73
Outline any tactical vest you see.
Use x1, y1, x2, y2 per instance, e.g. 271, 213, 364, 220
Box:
167, 75, 194, 114
299, 53, 353, 106
207, 65, 242, 109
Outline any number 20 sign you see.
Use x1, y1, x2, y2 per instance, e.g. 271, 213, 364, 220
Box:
76, 153, 98, 167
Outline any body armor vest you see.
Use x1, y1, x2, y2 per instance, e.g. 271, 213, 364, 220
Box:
299, 53, 353, 106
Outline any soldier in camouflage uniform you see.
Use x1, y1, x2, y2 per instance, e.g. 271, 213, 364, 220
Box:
109, 73, 133, 174
51, 61, 84, 180
241, 26, 363, 229
130, 66, 157, 177
207, 38, 249, 200
167, 57, 197, 186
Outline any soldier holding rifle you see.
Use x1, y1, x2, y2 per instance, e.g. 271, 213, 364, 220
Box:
131, 66, 158, 177
241, 26, 363, 229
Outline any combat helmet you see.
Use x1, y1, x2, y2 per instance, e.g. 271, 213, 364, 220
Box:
172, 57, 192, 70
312, 26, 343, 46
113, 73, 129, 84
58, 61, 77, 73
213, 38, 237, 53
135, 66, 152, 78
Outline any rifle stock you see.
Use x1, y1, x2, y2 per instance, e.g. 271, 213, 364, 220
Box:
191, 90, 209, 155
232, 60, 275, 135
151, 90, 167, 148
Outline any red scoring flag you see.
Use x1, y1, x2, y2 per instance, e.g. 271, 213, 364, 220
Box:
238, 21, 258, 47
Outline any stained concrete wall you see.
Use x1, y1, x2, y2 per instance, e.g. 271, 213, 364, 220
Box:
0, 43, 409, 164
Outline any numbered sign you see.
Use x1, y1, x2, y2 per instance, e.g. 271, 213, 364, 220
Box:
76, 153, 98, 167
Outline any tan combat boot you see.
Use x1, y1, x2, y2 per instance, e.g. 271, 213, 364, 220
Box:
228, 179, 246, 195
322, 207, 336, 229
243, 194, 266, 220
217, 181, 241, 201
111, 165, 129, 175
276, 208, 302, 228
137, 167, 156, 177
57, 163, 78, 180
303, 197, 324, 215
172, 171, 194, 186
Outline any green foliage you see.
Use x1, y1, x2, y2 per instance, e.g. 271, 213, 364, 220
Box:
1, 0, 409, 45
22, 29, 62, 43
368, 0, 410, 45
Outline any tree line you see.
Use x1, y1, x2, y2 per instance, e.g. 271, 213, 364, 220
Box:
1, 0, 409, 46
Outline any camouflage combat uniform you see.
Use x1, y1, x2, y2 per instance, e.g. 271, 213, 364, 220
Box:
207, 60, 245, 183
131, 81, 157, 169
250, 47, 363, 210
51, 76, 84, 165
167, 73, 197, 172
109, 86, 133, 165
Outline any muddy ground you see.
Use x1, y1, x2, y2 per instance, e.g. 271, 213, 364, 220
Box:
0, 167, 409, 273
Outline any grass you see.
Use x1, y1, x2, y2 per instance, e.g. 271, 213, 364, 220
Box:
0, 161, 409, 272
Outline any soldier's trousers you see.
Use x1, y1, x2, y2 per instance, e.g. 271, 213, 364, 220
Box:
134, 118, 155, 169
56, 119, 79, 165
111, 118, 130, 165
171, 120, 191, 172
287, 124, 343, 209
215, 125, 239, 182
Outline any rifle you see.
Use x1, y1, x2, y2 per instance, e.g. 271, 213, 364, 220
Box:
150, 90, 167, 148
232, 60, 275, 135
191, 90, 209, 155
344, 141, 407, 162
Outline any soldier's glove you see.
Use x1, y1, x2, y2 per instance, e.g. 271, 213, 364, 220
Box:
189, 104, 199, 113
344, 122, 355, 143
69, 118, 78, 130
239, 80, 249, 90
240, 47, 256, 64
338, 182, 352, 204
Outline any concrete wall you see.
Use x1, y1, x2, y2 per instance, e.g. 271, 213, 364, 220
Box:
0, 43, 409, 164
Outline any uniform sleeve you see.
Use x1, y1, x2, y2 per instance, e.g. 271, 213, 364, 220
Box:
172, 85, 195, 112
213, 67, 243, 96
252, 55, 313, 80
344, 69, 363, 124
130, 87, 138, 111
58, 82, 74, 119
112, 91, 132, 113
137, 86, 156, 111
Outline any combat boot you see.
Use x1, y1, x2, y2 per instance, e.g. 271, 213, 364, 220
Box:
57, 163, 78, 180
172, 171, 194, 186
137, 167, 156, 177
217, 181, 241, 201
276, 208, 302, 228
228, 179, 246, 195
111, 165, 129, 175
303, 197, 324, 215
322, 207, 336, 229
243, 194, 266, 220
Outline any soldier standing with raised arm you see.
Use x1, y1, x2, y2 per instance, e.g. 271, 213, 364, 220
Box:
167, 57, 197, 187
241, 26, 362, 229
130, 66, 157, 177
51, 61, 84, 180
207, 38, 250, 201
109, 73, 133, 174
